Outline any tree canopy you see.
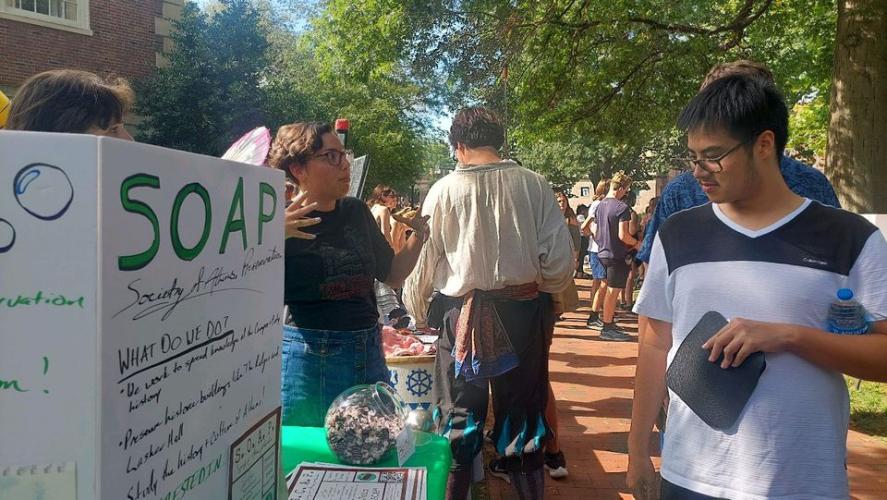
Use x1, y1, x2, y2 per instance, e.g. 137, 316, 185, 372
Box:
380, 0, 837, 181
138, 0, 847, 196
136, 0, 435, 195
136, 0, 269, 155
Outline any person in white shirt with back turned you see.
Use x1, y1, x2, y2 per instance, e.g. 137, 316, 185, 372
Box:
405, 107, 574, 500
628, 74, 887, 499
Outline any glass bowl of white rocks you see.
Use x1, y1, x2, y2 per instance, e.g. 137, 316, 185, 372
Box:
325, 382, 409, 465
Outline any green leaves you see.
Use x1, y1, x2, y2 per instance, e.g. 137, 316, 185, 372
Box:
386, 0, 836, 182
265, 0, 431, 193
135, 0, 432, 194
136, 0, 271, 156
136, 0, 837, 194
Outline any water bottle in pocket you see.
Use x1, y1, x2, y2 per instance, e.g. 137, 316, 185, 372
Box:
827, 288, 869, 335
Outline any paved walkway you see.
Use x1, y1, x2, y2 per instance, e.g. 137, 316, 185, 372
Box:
482, 278, 887, 499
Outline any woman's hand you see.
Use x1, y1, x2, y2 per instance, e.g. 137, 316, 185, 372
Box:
285, 191, 321, 240
390, 220, 409, 252
386, 208, 430, 288
392, 209, 430, 242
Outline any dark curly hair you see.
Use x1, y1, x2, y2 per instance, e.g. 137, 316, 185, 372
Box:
448, 107, 505, 151
267, 122, 333, 183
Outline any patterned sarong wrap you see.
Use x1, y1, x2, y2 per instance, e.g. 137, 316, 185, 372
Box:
452, 283, 539, 386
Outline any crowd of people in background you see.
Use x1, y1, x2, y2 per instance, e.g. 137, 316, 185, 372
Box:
2, 56, 886, 500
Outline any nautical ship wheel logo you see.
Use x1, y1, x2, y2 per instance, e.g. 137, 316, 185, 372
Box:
406, 369, 432, 397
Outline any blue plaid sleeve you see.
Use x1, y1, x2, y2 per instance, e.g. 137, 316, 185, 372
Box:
637, 173, 707, 263
779, 156, 841, 208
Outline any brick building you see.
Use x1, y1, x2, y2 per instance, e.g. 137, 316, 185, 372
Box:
0, 0, 184, 96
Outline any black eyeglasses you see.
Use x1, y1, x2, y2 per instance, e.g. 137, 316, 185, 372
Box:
676, 140, 749, 174
311, 149, 352, 169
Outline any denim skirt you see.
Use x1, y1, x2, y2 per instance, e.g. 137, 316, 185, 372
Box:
280, 323, 390, 427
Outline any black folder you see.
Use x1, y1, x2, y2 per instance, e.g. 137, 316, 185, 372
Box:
666, 311, 766, 430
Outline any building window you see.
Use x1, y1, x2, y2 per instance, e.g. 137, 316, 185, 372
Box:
12, 0, 77, 20
580, 187, 590, 197
1, 0, 90, 33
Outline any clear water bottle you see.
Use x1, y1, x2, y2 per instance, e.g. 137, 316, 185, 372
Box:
374, 280, 401, 326
827, 288, 869, 335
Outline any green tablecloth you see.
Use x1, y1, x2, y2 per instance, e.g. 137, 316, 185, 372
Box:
280, 426, 452, 500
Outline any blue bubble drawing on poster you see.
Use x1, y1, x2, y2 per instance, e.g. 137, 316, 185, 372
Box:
0, 219, 15, 253
14, 163, 74, 221
1, 163, 74, 253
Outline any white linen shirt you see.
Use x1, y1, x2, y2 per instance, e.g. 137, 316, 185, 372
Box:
404, 160, 574, 326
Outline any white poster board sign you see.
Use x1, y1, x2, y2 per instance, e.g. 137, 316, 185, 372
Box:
0, 131, 284, 500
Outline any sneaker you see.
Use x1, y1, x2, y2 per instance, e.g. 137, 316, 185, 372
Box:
586, 312, 603, 328
488, 456, 511, 484
600, 323, 632, 342
544, 451, 569, 479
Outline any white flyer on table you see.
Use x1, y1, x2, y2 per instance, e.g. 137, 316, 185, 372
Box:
285, 463, 426, 500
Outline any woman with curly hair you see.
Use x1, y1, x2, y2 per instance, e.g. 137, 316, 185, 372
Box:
268, 121, 429, 426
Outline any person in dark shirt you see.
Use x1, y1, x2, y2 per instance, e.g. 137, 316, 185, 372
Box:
620, 190, 641, 310
268, 121, 428, 426
576, 203, 590, 278
589, 172, 638, 341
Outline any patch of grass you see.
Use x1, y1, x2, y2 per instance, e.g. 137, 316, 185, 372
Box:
846, 377, 887, 441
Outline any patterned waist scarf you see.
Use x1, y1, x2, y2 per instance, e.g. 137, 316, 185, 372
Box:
453, 283, 540, 386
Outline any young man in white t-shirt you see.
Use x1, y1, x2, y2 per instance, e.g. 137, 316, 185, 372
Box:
628, 74, 887, 499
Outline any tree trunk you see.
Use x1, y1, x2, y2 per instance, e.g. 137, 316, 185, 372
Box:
825, 0, 887, 213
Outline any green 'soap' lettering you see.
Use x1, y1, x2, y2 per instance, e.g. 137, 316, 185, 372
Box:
118, 174, 161, 271
257, 182, 276, 245
117, 175, 280, 270
170, 183, 212, 261
219, 177, 247, 253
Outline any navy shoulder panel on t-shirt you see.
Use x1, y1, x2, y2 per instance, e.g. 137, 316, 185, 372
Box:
658, 202, 877, 276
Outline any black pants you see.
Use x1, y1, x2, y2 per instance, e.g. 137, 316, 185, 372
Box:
577, 236, 589, 272
661, 479, 727, 500
428, 292, 555, 474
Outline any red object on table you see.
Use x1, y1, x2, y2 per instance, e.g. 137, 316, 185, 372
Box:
335, 118, 349, 148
